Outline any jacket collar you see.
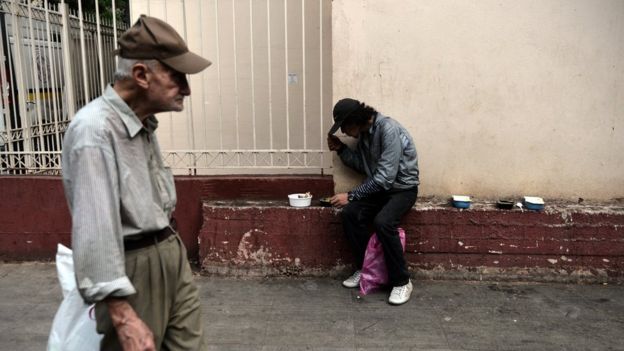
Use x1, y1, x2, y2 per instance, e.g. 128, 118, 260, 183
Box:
368, 113, 385, 134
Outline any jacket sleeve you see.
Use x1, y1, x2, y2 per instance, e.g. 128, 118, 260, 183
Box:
349, 177, 384, 201
65, 137, 135, 304
338, 143, 366, 174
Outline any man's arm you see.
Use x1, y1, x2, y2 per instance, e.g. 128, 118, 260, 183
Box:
68, 144, 136, 303
327, 134, 366, 173
106, 298, 156, 351
67, 135, 155, 350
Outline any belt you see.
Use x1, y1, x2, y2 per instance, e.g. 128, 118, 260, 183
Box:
124, 219, 177, 252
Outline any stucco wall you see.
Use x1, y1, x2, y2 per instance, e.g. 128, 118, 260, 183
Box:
332, 0, 624, 200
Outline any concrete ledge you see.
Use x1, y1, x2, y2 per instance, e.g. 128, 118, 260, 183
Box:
4, 175, 623, 282
199, 200, 624, 282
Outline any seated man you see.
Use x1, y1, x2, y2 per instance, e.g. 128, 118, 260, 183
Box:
327, 98, 419, 305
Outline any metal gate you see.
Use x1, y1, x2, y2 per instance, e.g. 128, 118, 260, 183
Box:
131, 0, 333, 175
0, 0, 127, 174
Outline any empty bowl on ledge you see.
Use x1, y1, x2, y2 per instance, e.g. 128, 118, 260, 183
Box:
288, 193, 312, 207
451, 195, 471, 209
523, 196, 544, 211
496, 200, 515, 210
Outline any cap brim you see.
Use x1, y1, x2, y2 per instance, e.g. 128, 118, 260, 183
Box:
160, 51, 212, 74
328, 121, 341, 135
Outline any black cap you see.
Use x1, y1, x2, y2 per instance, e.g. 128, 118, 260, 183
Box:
328, 98, 360, 135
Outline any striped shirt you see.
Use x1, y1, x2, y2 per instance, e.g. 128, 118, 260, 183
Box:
338, 113, 419, 200
61, 85, 176, 303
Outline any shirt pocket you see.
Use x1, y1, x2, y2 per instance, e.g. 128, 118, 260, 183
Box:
154, 166, 176, 213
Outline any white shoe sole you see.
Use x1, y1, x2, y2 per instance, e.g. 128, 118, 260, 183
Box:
342, 281, 360, 288
388, 296, 411, 305
342, 271, 361, 288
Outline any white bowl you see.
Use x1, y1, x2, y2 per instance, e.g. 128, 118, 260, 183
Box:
452, 195, 471, 202
288, 193, 312, 207
523, 196, 544, 205
523, 196, 545, 211
451, 195, 471, 209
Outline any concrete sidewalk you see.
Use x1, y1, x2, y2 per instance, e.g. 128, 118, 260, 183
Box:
0, 263, 623, 351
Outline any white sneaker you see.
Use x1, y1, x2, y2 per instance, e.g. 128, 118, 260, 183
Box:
388, 280, 413, 305
342, 270, 361, 288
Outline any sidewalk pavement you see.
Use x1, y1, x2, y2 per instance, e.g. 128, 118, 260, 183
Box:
0, 262, 623, 351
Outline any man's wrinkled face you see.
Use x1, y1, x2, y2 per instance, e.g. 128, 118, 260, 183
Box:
147, 62, 190, 113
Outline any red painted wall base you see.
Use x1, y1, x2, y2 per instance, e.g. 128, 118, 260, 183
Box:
199, 201, 624, 282
0, 176, 334, 261
2, 176, 623, 281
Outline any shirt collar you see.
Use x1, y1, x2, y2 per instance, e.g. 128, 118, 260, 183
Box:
102, 85, 158, 138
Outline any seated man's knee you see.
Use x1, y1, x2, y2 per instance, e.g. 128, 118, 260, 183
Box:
373, 214, 393, 233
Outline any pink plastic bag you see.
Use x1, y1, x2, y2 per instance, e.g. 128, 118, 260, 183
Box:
359, 228, 406, 295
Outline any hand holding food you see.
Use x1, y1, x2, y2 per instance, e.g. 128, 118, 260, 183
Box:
330, 193, 349, 208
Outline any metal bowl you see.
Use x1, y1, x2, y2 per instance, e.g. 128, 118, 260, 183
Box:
496, 200, 514, 209
319, 197, 332, 207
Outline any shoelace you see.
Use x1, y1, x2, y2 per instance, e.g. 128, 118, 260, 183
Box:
392, 285, 408, 297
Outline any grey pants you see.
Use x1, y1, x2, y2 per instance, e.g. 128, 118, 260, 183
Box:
95, 234, 204, 350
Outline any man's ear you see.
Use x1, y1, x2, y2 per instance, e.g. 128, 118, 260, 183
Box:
132, 63, 150, 89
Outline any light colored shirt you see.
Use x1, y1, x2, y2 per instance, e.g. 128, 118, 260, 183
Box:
62, 85, 176, 303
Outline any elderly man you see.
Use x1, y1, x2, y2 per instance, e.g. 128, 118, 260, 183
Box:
62, 16, 210, 350
327, 98, 419, 305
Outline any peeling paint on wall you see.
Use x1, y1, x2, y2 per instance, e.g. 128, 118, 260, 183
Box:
199, 199, 624, 282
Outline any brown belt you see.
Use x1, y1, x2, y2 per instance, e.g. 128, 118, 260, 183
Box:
124, 219, 177, 252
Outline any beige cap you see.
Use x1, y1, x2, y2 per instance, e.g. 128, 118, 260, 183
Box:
115, 15, 211, 74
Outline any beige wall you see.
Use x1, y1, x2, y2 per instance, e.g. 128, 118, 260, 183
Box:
130, 0, 623, 199
332, 0, 624, 200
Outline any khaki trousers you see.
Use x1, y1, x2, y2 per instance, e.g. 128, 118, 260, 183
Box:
95, 234, 204, 350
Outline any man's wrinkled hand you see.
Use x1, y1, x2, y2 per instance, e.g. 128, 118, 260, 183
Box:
327, 134, 344, 151
330, 193, 349, 208
106, 298, 156, 351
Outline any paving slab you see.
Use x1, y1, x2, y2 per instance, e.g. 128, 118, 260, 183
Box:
0, 263, 623, 350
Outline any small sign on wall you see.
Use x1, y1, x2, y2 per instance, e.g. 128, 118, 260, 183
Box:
288, 73, 298, 84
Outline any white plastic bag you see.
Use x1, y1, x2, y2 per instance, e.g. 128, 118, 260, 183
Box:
54, 244, 75, 298
47, 244, 102, 351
